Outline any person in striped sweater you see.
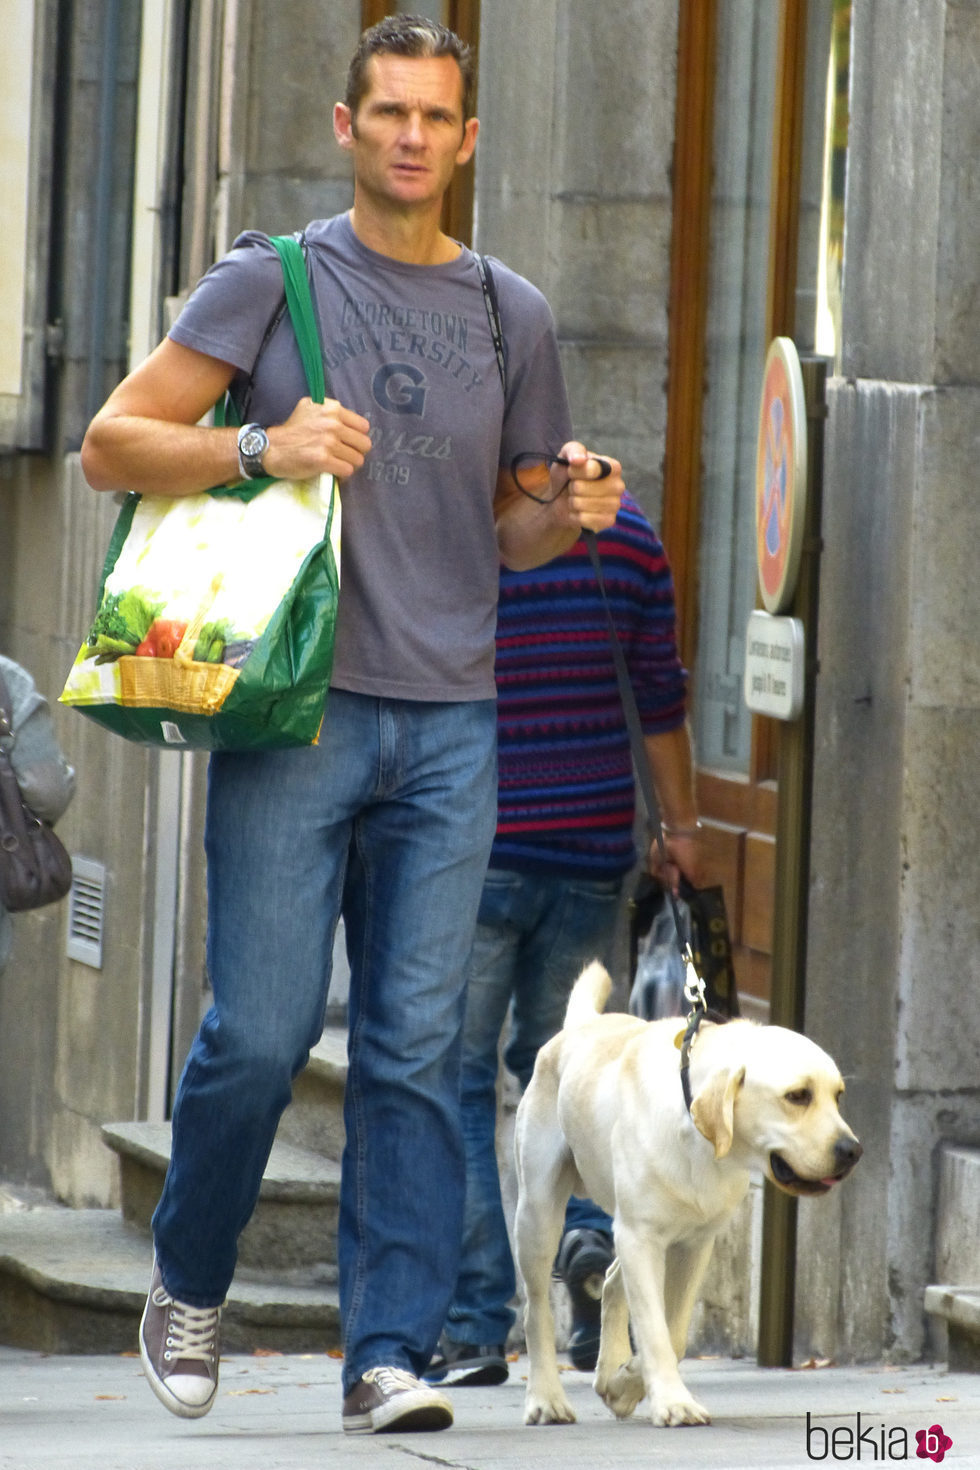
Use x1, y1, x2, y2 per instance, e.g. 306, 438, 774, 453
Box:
426, 491, 704, 1388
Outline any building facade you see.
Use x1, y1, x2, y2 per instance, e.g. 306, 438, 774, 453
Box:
1, 0, 978, 1364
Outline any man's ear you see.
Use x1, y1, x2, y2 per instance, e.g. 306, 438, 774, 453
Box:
334, 101, 355, 152
690, 1066, 745, 1159
455, 116, 479, 167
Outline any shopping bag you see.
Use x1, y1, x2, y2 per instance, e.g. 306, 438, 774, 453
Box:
61, 235, 340, 751
628, 875, 689, 1020
628, 874, 740, 1021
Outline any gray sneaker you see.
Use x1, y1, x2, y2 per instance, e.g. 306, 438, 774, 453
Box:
342, 1365, 453, 1434
139, 1256, 222, 1418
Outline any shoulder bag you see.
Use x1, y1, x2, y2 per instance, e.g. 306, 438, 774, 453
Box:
0, 671, 74, 912
60, 235, 341, 751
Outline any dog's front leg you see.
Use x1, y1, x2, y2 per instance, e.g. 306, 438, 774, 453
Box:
617, 1226, 711, 1427
664, 1234, 717, 1363
594, 1258, 645, 1420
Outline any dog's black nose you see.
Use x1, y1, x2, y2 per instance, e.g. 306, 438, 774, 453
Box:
835, 1137, 863, 1173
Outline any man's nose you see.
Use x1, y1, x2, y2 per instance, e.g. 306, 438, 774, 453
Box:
400, 113, 425, 147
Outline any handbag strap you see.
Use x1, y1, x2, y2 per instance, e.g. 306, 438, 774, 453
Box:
0, 669, 12, 746
475, 253, 507, 397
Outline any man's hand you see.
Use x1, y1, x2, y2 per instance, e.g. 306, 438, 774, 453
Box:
648, 828, 706, 895
265, 396, 372, 483
560, 441, 624, 533
494, 439, 625, 569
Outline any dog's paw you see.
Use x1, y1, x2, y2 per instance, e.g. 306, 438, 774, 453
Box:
596, 1359, 645, 1420
524, 1391, 576, 1426
650, 1393, 711, 1427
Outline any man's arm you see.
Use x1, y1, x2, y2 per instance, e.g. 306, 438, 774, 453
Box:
643, 721, 705, 891
494, 441, 624, 570
81, 337, 372, 497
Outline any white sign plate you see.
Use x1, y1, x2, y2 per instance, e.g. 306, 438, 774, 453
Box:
743, 610, 805, 721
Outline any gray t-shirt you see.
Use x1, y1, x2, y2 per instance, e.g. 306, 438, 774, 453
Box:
170, 213, 573, 701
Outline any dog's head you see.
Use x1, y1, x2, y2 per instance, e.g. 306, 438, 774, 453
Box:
689, 1023, 862, 1196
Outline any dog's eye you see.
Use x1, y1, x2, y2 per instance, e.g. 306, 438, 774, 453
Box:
785, 1089, 812, 1107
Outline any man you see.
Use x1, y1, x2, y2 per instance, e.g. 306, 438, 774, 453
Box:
80, 14, 622, 1438
425, 494, 703, 1388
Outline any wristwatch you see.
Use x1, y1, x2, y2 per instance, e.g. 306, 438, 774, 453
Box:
237, 422, 269, 480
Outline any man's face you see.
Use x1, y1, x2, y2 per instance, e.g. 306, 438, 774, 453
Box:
335, 54, 479, 212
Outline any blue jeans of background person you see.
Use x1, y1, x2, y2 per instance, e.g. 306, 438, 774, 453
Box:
151, 691, 498, 1395
445, 867, 620, 1347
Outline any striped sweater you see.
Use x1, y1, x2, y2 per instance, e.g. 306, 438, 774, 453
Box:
491, 492, 687, 879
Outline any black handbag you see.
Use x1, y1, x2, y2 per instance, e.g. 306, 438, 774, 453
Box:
0, 671, 74, 912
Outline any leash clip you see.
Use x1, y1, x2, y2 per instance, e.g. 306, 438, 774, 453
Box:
682, 946, 707, 1017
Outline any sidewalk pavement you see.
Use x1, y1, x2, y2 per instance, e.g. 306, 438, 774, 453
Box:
1, 1345, 976, 1469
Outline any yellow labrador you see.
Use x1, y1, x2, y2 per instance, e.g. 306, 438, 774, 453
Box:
514, 961, 861, 1428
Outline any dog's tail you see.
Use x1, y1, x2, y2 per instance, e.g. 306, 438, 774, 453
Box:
563, 960, 612, 1028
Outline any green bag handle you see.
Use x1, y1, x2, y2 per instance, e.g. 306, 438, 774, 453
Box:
211, 233, 330, 499
269, 233, 327, 404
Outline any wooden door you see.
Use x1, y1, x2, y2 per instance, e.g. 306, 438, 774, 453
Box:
662, 0, 809, 1016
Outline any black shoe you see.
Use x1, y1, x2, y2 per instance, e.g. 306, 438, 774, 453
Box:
424, 1334, 509, 1387
555, 1228, 614, 1373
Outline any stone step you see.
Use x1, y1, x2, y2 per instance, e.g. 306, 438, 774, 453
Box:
278, 1025, 348, 1158
925, 1143, 980, 1369
925, 1286, 980, 1371
0, 1207, 340, 1355
103, 1122, 341, 1271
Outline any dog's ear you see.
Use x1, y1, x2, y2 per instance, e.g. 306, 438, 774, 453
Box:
690, 1066, 746, 1158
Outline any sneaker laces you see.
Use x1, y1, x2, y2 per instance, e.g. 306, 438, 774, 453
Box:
152, 1285, 220, 1367
362, 1366, 423, 1395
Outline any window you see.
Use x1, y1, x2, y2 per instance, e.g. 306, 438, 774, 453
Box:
0, 0, 55, 450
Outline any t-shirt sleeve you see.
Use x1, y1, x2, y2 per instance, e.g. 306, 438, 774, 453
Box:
168, 231, 286, 375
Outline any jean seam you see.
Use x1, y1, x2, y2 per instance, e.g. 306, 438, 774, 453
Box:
343, 822, 371, 1383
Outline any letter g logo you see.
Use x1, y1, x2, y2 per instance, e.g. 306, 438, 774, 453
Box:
372, 363, 427, 416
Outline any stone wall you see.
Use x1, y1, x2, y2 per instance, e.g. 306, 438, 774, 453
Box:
796, 0, 980, 1361
473, 0, 678, 523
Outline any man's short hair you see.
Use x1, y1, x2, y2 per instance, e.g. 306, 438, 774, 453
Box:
345, 13, 477, 122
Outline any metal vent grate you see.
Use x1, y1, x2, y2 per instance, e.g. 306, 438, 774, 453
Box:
66, 857, 106, 969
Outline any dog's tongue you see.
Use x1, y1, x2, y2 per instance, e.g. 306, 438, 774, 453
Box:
821, 1176, 839, 1188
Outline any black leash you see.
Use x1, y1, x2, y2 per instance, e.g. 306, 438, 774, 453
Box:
581, 529, 711, 1109
476, 257, 710, 1107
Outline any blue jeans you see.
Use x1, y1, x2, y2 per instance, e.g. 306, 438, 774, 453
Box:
151, 691, 498, 1394
445, 867, 619, 1346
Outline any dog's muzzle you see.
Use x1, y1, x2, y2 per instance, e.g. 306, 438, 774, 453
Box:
769, 1136, 863, 1196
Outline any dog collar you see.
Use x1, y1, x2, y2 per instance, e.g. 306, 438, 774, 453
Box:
679, 1007, 731, 1112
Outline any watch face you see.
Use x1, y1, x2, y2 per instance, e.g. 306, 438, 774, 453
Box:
239, 428, 268, 459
